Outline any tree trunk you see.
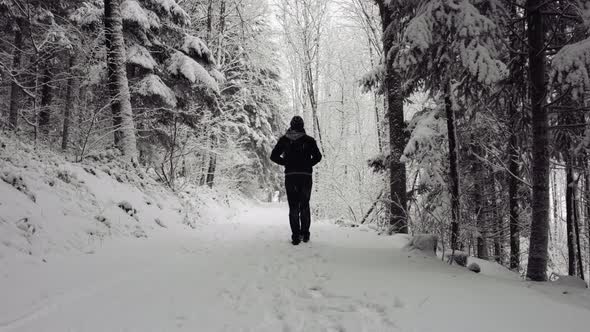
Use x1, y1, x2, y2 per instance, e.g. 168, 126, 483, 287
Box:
572, 172, 585, 280
206, 153, 217, 188
216, 0, 226, 63
492, 173, 503, 264
585, 169, 590, 281
361, 191, 384, 224
507, 51, 521, 270
445, 91, 460, 250
199, 150, 208, 186
105, 0, 137, 161
62, 54, 77, 151
368, 44, 383, 153
566, 162, 577, 275
526, 0, 550, 281
206, 0, 214, 43
378, 1, 408, 234
38, 65, 53, 136
8, 28, 23, 131
473, 153, 488, 259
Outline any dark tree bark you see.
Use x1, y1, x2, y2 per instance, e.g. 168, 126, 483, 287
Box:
585, 169, 590, 280
203, 0, 227, 188
492, 173, 503, 264
445, 92, 460, 250
378, 1, 408, 234
361, 191, 384, 224
206, 153, 217, 188
473, 147, 487, 259
526, 0, 550, 281
206, 0, 214, 42
566, 162, 577, 275
368, 44, 383, 153
62, 54, 77, 151
572, 174, 585, 280
507, 0, 522, 269
105, 0, 137, 160
38, 65, 53, 136
508, 130, 520, 269
199, 150, 208, 186
8, 28, 23, 131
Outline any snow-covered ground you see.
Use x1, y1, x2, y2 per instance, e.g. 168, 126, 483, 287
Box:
0, 135, 245, 260
1, 204, 589, 332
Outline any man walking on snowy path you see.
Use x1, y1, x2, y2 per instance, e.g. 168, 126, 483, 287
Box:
270, 116, 322, 245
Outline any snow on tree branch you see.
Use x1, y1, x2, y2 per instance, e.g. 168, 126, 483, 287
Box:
69, 1, 103, 27
397, 0, 506, 87
552, 37, 590, 100
121, 0, 151, 30
180, 35, 214, 65
147, 0, 190, 27
167, 51, 219, 92
126, 44, 157, 70
136, 74, 177, 107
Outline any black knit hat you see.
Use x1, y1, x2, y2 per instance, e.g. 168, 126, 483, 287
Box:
290, 116, 304, 130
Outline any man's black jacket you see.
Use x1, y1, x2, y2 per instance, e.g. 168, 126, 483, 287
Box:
270, 129, 322, 175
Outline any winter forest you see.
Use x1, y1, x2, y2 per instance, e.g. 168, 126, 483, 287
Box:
1, 0, 590, 330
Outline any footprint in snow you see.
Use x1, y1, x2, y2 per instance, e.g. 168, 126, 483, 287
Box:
308, 286, 324, 298
393, 296, 405, 308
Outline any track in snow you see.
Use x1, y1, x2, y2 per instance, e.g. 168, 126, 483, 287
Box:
1, 204, 589, 331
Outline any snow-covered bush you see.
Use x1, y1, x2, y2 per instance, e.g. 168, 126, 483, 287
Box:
154, 218, 167, 228
468, 262, 481, 273
118, 201, 137, 216
131, 225, 147, 238
95, 215, 111, 228
405, 234, 438, 256
446, 250, 468, 267
335, 217, 360, 228
1, 170, 36, 202
552, 275, 587, 289
57, 168, 77, 184
16, 217, 36, 236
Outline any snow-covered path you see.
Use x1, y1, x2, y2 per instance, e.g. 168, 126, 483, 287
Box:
1, 204, 589, 332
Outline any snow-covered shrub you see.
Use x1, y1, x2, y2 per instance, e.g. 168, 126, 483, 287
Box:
182, 213, 196, 229
468, 262, 481, 273
131, 225, 147, 238
83, 167, 97, 176
1, 170, 36, 202
118, 201, 137, 216
86, 148, 122, 163
405, 234, 438, 256
552, 275, 587, 289
446, 250, 468, 267
57, 168, 77, 184
16, 217, 36, 236
154, 218, 166, 228
335, 217, 359, 228
95, 215, 111, 228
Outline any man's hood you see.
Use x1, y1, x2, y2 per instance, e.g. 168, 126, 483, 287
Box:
285, 128, 306, 141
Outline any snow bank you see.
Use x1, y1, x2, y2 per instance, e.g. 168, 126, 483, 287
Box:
553, 275, 588, 289
0, 134, 245, 262
404, 234, 438, 256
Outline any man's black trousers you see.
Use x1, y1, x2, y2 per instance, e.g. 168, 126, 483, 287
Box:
285, 174, 313, 240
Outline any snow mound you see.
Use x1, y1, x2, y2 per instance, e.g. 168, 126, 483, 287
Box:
0, 134, 243, 261
443, 250, 468, 266
135, 74, 178, 107
553, 275, 588, 289
468, 262, 481, 273
404, 234, 438, 256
